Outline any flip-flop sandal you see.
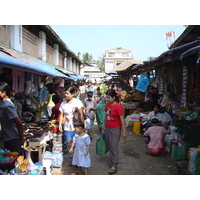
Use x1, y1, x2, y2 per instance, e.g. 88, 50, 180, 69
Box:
108, 167, 117, 174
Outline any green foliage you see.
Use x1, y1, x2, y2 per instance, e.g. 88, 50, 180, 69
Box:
100, 83, 107, 94
82, 52, 94, 64
96, 53, 105, 72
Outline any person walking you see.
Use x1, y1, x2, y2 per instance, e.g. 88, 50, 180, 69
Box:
104, 89, 127, 174
69, 121, 91, 175
83, 91, 97, 140
59, 85, 84, 165
85, 80, 96, 99
79, 83, 86, 102
94, 87, 106, 134
0, 82, 24, 153
109, 83, 121, 103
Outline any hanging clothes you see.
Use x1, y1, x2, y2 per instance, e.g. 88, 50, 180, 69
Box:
12, 69, 25, 93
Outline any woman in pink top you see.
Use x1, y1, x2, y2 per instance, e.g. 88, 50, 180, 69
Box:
143, 118, 169, 155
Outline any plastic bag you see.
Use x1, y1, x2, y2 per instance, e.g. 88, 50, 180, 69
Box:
135, 74, 150, 92
171, 143, 188, 160
125, 115, 133, 127
96, 133, 108, 156
43, 151, 63, 168
161, 112, 171, 126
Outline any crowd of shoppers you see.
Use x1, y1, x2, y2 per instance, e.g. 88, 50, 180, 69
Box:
0, 80, 127, 175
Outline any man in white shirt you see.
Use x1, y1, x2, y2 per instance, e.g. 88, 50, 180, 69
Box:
146, 104, 163, 130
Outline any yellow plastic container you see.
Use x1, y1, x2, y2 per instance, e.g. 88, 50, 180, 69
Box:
133, 121, 141, 134
35, 112, 41, 118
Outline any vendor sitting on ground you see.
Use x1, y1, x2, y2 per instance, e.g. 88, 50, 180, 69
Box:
143, 118, 169, 155
145, 104, 163, 131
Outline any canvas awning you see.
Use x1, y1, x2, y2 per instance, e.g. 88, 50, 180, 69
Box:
106, 60, 143, 73
0, 45, 69, 79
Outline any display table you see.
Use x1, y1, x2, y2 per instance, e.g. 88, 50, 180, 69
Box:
24, 131, 53, 163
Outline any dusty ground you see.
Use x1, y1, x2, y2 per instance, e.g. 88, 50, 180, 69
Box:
0, 121, 179, 175
53, 122, 178, 175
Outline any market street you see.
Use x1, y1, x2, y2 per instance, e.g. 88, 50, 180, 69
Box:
53, 122, 178, 175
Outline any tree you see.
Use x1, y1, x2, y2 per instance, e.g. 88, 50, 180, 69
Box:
82, 52, 94, 64
77, 52, 81, 59
147, 56, 155, 60
96, 54, 105, 72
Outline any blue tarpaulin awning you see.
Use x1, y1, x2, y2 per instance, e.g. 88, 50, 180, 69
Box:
0, 46, 70, 79
52, 65, 79, 81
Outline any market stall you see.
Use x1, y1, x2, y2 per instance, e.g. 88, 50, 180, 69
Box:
0, 47, 75, 174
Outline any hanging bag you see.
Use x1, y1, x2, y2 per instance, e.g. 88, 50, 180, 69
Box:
72, 107, 81, 122
96, 133, 108, 156
72, 107, 86, 122
135, 74, 150, 92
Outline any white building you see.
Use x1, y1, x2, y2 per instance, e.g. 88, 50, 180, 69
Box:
104, 49, 134, 72
81, 63, 105, 82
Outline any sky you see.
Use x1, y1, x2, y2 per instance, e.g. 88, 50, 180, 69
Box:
1, 1, 195, 64
50, 25, 186, 62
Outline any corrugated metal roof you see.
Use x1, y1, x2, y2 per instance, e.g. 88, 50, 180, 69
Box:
142, 40, 200, 69
170, 25, 200, 49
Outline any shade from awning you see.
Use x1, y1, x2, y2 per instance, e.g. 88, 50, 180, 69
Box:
0, 46, 69, 78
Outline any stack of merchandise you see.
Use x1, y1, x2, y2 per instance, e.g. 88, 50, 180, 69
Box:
131, 114, 141, 121
123, 102, 139, 110
134, 91, 145, 102
120, 91, 134, 102
48, 120, 63, 168
48, 120, 62, 154
188, 147, 200, 175
0, 149, 19, 172
52, 132, 63, 155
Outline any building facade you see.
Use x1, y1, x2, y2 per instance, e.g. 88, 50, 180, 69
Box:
81, 63, 105, 83
104, 48, 133, 72
0, 25, 82, 75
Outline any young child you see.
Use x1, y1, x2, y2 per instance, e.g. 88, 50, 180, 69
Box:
83, 91, 97, 140
143, 118, 169, 155
69, 121, 91, 175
